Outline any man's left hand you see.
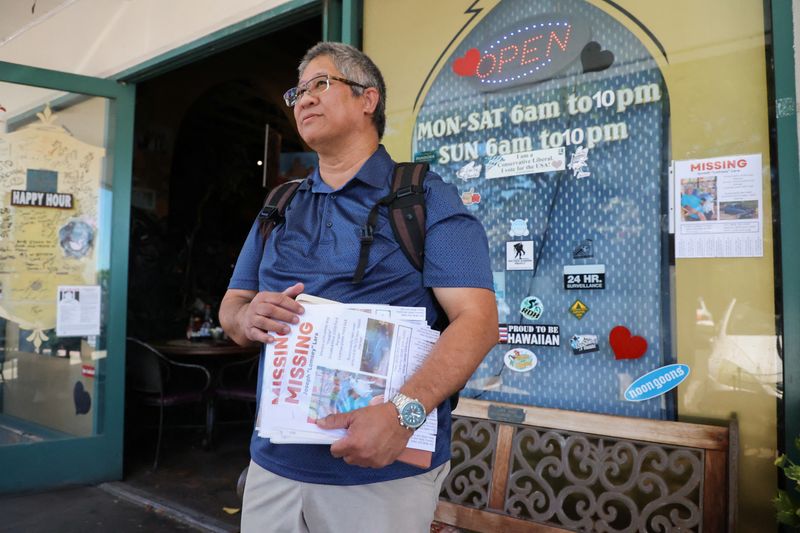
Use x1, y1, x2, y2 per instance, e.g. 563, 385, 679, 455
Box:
317, 402, 412, 468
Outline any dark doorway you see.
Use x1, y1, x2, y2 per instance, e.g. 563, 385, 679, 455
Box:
128, 16, 320, 341
124, 16, 321, 529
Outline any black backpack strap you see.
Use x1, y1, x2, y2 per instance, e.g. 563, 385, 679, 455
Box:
352, 162, 428, 284
257, 178, 303, 243
388, 162, 428, 271
349, 162, 459, 409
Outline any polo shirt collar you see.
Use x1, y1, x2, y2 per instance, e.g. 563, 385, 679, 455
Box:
301, 145, 393, 193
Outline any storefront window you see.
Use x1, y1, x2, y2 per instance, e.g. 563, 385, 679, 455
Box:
411, 3, 672, 420
366, 0, 780, 528
0, 83, 113, 443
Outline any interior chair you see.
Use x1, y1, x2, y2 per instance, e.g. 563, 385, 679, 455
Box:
207, 354, 259, 448
125, 337, 211, 470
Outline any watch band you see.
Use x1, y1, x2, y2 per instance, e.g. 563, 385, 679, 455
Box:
391, 393, 426, 430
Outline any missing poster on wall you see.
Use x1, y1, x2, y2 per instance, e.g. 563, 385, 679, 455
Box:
673, 154, 763, 258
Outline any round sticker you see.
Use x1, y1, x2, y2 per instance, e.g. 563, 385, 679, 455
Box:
504, 348, 537, 372
59, 219, 95, 258
509, 218, 530, 237
520, 296, 544, 321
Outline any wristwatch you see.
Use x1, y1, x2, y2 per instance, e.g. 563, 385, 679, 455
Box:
391, 393, 427, 430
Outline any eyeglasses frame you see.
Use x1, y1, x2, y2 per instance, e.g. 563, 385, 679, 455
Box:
283, 74, 370, 107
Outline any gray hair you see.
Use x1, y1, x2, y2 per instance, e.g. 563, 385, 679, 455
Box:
298, 42, 386, 139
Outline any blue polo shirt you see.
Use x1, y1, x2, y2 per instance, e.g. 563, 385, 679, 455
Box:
228, 145, 492, 485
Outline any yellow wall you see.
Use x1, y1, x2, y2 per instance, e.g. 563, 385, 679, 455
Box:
365, 1, 778, 529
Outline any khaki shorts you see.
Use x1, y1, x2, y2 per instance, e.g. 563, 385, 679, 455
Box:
241, 460, 450, 533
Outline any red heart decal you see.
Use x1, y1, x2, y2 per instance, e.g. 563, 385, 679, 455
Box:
471, 193, 481, 203
452, 48, 480, 77
609, 326, 647, 360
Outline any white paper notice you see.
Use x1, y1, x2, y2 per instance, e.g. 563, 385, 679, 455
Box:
673, 154, 763, 258
485, 147, 566, 179
506, 240, 534, 270
56, 285, 101, 336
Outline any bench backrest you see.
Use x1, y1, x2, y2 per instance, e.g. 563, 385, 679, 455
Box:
436, 398, 737, 532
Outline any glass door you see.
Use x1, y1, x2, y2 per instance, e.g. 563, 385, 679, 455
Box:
0, 61, 134, 492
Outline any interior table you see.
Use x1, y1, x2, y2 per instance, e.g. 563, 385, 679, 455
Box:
151, 338, 261, 357
151, 338, 262, 448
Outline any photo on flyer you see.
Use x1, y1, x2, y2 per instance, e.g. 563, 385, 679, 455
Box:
307, 368, 387, 423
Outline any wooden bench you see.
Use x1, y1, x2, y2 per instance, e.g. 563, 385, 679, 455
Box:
435, 398, 737, 532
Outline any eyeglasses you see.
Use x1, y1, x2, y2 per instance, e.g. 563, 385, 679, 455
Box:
283, 74, 369, 107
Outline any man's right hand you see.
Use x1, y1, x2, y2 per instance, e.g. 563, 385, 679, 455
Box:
219, 282, 305, 345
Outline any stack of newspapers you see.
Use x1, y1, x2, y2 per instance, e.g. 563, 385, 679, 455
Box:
256, 294, 439, 467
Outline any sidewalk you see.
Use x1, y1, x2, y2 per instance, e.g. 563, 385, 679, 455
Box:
0, 423, 461, 532
0, 422, 249, 533
0, 481, 236, 533
0, 481, 462, 533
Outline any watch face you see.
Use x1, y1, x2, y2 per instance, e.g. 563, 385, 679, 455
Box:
401, 401, 426, 429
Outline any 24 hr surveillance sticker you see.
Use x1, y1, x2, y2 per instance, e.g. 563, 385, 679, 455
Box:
564, 264, 605, 289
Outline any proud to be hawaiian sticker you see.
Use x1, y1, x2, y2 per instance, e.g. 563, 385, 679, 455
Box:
498, 323, 560, 346
504, 348, 537, 372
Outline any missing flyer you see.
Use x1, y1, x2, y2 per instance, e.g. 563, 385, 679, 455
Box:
673, 154, 763, 258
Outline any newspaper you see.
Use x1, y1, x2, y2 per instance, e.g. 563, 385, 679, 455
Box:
256, 297, 439, 454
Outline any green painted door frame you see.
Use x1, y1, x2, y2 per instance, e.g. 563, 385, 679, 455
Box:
771, 0, 800, 461
323, 0, 362, 47
0, 0, 358, 493
0, 61, 135, 492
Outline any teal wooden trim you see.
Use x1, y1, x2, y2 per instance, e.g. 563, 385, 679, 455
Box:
0, 414, 70, 440
0, 435, 119, 492
6, 92, 91, 131
103, 82, 136, 476
324, 0, 343, 42
114, 0, 322, 83
0, 60, 129, 98
342, 0, 362, 47
771, 0, 800, 461
0, 66, 135, 491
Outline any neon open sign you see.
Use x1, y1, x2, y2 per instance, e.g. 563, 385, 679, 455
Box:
452, 14, 591, 91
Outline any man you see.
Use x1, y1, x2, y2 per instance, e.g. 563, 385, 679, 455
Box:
700, 193, 715, 220
514, 242, 525, 259
219, 42, 497, 533
681, 188, 706, 221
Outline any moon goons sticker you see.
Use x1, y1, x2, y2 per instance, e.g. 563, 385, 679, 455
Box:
504, 348, 537, 372
624, 364, 691, 401
519, 296, 544, 321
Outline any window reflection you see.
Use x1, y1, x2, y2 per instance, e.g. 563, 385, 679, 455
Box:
707, 298, 782, 398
